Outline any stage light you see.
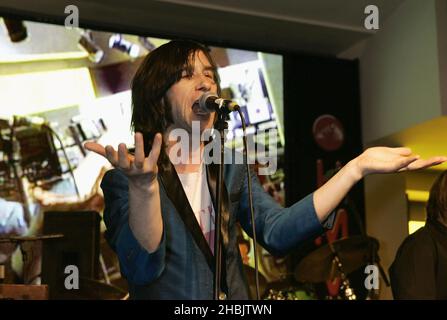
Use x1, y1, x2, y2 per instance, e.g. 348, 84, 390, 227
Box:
2, 18, 27, 42
109, 34, 140, 58
78, 30, 104, 63
138, 36, 156, 52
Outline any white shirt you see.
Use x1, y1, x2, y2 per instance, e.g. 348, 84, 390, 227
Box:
177, 163, 215, 253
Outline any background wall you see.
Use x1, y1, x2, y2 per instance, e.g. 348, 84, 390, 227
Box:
360, 0, 443, 144
355, 0, 447, 299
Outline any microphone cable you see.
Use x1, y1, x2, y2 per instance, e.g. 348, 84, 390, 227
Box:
43, 124, 81, 199
237, 109, 260, 300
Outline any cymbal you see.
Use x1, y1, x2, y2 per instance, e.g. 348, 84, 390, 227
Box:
295, 236, 379, 283
0, 234, 64, 243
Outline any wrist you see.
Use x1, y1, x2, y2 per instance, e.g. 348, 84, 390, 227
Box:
128, 174, 159, 193
346, 158, 364, 183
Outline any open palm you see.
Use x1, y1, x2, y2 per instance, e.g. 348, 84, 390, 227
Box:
84, 132, 162, 182
358, 147, 447, 176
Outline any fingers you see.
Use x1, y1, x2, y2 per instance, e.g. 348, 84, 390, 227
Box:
86, 133, 165, 173
148, 133, 163, 165
134, 132, 145, 169
435, 156, 447, 163
423, 156, 447, 166
84, 142, 106, 157
105, 145, 119, 166
118, 143, 130, 169
396, 156, 419, 172
406, 156, 447, 171
85, 141, 128, 169
84, 141, 121, 168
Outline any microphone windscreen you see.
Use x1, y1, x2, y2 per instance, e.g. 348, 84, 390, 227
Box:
199, 92, 218, 111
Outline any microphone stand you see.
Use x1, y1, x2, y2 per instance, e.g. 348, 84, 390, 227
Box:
213, 109, 228, 300
207, 96, 259, 300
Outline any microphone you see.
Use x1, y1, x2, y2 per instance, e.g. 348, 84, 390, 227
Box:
198, 92, 240, 114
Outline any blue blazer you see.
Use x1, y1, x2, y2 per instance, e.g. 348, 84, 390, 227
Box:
101, 159, 333, 300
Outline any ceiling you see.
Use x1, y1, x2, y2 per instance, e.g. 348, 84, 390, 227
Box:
154, 0, 403, 30
0, 0, 406, 55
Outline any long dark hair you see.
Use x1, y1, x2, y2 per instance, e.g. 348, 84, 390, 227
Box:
426, 170, 447, 227
131, 39, 221, 171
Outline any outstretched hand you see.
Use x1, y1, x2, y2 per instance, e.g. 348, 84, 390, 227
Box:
84, 132, 163, 183
356, 147, 447, 177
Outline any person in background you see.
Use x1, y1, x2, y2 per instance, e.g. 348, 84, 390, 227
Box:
390, 170, 447, 299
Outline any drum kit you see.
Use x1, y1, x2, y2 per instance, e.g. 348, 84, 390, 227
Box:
264, 235, 388, 300
0, 234, 127, 300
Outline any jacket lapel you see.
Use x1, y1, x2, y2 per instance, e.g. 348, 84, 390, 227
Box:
159, 162, 215, 272
205, 163, 230, 251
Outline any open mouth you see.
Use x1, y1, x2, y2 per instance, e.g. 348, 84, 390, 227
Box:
192, 100, 208, 116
